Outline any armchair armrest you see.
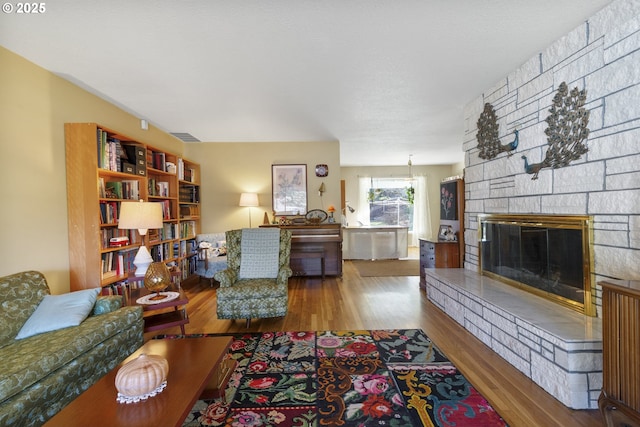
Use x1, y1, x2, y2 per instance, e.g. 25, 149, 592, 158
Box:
276, 266, 293, 285
214, 268, 238, 288
92, 295, 123, 316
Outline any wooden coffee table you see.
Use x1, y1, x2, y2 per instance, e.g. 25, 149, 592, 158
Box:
44, 337, 233, 427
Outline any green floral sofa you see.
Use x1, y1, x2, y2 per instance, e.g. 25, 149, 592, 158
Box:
0, 271, 144, 427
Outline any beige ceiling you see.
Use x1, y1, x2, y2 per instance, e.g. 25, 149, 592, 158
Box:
0, 0, 611, 166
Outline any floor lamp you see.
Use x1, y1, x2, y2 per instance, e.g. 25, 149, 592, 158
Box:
118, 200, 163, 276
239, 192, 259, 228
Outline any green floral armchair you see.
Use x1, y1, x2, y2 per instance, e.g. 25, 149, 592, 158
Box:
214, 228, 292, 326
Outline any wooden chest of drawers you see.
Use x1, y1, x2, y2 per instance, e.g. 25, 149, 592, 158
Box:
419, 239, 459, 288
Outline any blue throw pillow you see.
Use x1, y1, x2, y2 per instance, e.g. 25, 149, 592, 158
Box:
15, 287, 101, 340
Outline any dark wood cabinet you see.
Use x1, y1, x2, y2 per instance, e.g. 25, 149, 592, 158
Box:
439, 178, 465, 268
419, 239, 459, 288
598, 279, 640, 427
261, 224, 342, 277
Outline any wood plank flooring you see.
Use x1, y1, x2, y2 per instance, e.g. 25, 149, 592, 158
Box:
149, 260, 604, 427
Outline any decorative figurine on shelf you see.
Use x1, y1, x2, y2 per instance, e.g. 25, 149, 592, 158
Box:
327, 205, 336, 223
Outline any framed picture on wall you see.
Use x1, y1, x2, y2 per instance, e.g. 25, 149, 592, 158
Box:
440, 180, 458, 220
272, 164, 307, 216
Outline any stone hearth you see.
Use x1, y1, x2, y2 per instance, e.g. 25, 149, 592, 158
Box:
425, 268, 602, 409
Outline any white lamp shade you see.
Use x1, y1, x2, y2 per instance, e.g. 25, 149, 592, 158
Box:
118, 201, 163, 233
239, 192, 259, 207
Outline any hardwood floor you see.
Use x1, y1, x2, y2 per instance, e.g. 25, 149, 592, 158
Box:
149, 260, 604, 427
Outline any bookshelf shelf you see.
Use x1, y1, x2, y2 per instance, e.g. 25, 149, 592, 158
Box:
65, 123, 201, 291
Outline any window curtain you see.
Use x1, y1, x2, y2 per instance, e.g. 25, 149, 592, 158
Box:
410, 175, 431, 246
356, 175, 431, 246
357, 176, 371, 226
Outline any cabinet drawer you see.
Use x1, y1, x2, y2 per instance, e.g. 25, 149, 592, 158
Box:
424, 255, 436, 268
423, 243, 435, 255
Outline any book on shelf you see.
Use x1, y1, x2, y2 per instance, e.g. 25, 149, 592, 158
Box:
101, 253, 117, 279
179, 238, 197, 258
118, 247, 137, 276
184, 168, 194, 183
98, 177, 105, 198
151, 151, 166, 171
177, 158, 184, 181
121, 180, 140, 200
179, 184, 199, 203
161, 199, 172, 220
151, 242, 174, 262
150, 223, 179, 243
177, 159, 196, 183
111, 138, 123, 172
99, 201, 119, 225
161, 222, 179, 240
157, 182, 169, 197
179, 255, 198, 279
148, 179, 170, 197
148, 228, 160, 245
180, 220, 196, 238
179, 204, 199, 219
96, 128, 125, 173
101, 279, 142, 298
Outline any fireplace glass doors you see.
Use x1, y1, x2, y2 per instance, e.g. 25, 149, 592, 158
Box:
479, 214, 595, 316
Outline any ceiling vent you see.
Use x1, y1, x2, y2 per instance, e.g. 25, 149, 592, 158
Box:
170, 132, 201, 142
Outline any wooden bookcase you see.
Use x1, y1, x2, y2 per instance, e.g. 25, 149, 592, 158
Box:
65, 123, 200, 291
177, 158, 201, 281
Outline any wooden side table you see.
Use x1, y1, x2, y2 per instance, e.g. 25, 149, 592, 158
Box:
125, 284, 189, 334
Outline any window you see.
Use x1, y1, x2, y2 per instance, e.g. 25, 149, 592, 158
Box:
367, 178, 414, 229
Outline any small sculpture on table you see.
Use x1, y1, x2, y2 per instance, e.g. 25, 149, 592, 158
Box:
144, 262, 171, 301
327, 205, 336, 223
115, 353, 169, 404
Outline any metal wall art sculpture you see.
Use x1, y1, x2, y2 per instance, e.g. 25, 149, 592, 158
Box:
476, 102, 519, 159
521, 82, 590, 179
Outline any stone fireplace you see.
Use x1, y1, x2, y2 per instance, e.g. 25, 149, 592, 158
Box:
434, 0, 640, 412
425, 267, 602, 409
478, 214, 595, 316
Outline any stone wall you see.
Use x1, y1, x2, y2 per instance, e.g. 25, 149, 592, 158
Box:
462, 0, 640, 315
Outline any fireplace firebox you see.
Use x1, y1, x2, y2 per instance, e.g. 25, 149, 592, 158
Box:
479, 214, 595, 316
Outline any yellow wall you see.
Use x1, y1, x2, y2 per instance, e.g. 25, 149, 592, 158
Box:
1, 45, 461, 293
185, 141, 341, 233
0, 46, 342, 293
0, 47, 184, 293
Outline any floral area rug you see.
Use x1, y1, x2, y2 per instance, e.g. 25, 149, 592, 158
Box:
154, 329, 508, 427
